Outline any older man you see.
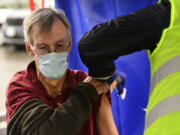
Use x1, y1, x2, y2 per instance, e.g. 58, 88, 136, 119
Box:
6, 8, 118, 135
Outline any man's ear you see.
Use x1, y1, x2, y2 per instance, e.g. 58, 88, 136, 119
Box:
25, 41, 34, 56
68, 37, 72, 51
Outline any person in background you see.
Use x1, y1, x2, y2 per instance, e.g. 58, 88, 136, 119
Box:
78, 0, 180, 135
6, 8, 118, 135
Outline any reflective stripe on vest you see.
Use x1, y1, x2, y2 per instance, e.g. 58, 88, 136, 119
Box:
145, 95, 180, 129
150, 55, 180, 95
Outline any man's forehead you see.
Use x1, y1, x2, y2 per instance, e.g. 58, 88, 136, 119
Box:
32, 28, 69, 40
31, 19, 68, 34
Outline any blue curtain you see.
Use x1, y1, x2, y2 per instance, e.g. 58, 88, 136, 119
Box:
55, 0, 158, 135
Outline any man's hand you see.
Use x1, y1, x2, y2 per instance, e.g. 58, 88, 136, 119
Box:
83, 76, 109, 95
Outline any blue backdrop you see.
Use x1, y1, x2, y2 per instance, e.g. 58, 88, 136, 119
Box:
55, 0, 158, 135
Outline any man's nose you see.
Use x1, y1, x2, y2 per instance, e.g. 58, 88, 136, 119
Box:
49, 46, 56, 52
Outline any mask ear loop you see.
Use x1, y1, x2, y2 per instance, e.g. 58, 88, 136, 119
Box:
30, 44, 38, 56
29, 44, 42, 70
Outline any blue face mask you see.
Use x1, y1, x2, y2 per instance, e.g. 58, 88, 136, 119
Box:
37, 52, 68, 80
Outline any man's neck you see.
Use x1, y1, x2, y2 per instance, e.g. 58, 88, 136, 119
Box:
37, 70, 67, 97
49, 79, 61, 86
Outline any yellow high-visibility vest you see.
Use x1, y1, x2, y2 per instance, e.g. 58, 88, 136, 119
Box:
144, 0, 180, 134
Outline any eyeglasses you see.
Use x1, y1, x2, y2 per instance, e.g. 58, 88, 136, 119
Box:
33, 44, 71, 55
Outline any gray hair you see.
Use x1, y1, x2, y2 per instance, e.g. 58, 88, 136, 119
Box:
23, 8, 71, 44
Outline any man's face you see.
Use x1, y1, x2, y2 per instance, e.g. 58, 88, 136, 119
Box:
26, 20, 71, 72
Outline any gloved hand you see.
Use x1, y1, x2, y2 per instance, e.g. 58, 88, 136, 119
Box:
106, 71, 127, 99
